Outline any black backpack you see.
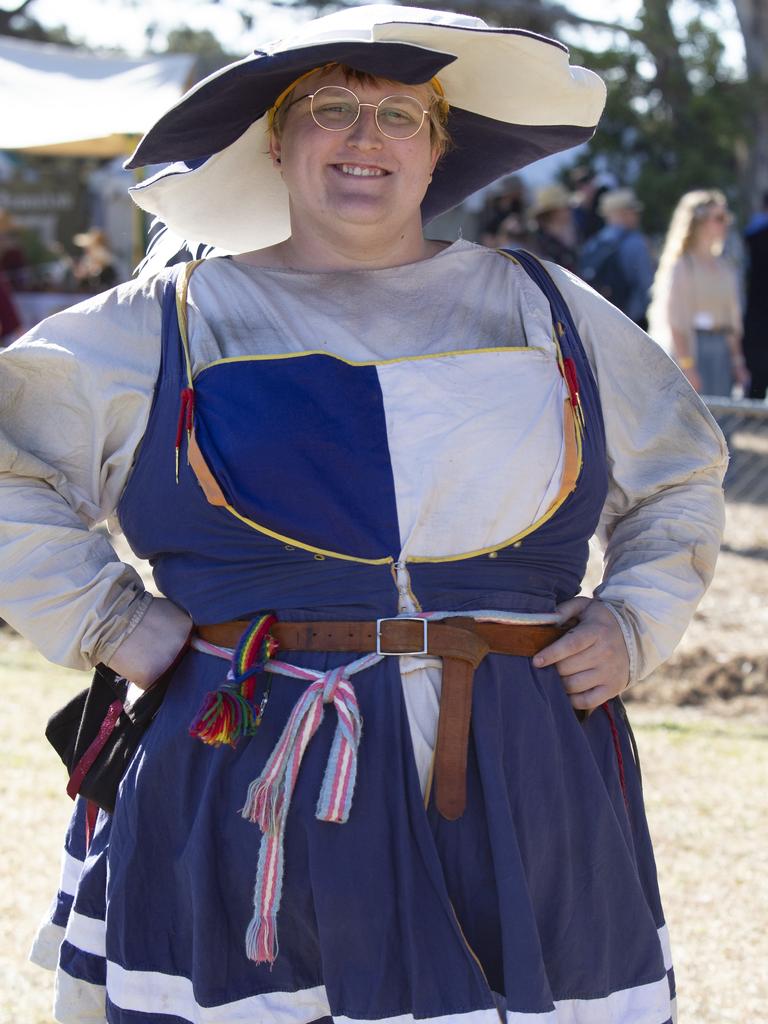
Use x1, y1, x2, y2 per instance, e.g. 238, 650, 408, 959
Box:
578, 229, 632, 311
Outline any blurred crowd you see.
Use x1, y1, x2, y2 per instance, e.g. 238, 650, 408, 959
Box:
0, 210, 118, 344
478, 168, 768, 401
3, 173, 768, 402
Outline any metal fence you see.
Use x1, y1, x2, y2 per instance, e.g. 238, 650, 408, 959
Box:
705, 398, 768, 505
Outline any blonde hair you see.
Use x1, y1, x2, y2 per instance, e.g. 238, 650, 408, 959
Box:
657, 189, 729, 271
648, 189, 730, 344
269, 63, 452, 159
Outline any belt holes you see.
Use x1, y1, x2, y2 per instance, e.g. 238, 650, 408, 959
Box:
513, 541, 523, 548
488, 551, 498, 559
284, 544, 295, 551
314, 554, 325, 561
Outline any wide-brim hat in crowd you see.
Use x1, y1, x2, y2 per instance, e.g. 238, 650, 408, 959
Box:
598, 188, 643, 217
73, 227, 110, 248
531, 183, 572, 218
126, 4, 606, 253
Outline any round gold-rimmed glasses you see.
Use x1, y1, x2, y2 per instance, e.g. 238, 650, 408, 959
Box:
284, 85, 430, 140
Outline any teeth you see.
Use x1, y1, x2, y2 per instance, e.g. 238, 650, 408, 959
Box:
340, 164, 385, 177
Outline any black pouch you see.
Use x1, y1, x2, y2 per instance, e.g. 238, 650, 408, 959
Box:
45, 664, 172, 813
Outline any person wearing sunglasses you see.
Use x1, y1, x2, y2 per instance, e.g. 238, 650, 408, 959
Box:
649, 189, 746, 396
1, 7, 726, 1023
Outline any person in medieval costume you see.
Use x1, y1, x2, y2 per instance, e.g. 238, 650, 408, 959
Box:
0, 7, 725, 1023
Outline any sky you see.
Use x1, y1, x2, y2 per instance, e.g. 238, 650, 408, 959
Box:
3, 0, 743, 71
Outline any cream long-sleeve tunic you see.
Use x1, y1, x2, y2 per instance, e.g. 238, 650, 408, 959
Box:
0, 240, 726, 699
650, 253, 743, 355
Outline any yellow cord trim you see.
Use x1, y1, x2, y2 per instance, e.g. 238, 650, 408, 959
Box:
176, 245, 583, 566
193, 345, 543, 379
401, 247, 588, 563
219, 501, 395, 565
496, 245, 587, 438
405, 397, 583, 563
187, 397, 580, 567
186, 418, 395, 563
175, 259, 204, 388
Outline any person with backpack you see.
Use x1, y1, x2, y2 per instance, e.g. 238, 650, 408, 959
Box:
578, 188, 655, 327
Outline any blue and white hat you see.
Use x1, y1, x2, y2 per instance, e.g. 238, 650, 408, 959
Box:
126, 4, 606, 253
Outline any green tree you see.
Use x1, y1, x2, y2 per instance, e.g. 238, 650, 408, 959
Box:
161, 26, 239, 80
732, 0, 768, 210
568, 2, 749, 230
280, 0, 757, 225
0, 0, 79, 44
3, 0, 763, 222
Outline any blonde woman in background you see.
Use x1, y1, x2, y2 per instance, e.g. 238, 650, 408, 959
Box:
649, 189, 746, 395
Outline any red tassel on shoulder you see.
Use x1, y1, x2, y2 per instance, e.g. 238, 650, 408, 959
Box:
562, 357, 580, 410
174, 387, 195, 483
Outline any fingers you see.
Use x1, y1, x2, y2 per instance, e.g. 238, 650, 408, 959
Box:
567, 681, 616, 711
536, 596, 602, 667
543, 632, 628, 700
555, 596, 592, 622
532, 597, 630, 708
550, 647, 604, 680
533, 628, 590, 669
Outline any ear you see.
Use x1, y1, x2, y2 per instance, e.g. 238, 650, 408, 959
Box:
269, 133, 282, 168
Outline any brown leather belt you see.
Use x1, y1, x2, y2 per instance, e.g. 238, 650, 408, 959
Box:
197, 616, 570, 821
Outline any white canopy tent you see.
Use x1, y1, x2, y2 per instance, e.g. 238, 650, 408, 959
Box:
0, 36, 195, 156
0, 36, 196, 283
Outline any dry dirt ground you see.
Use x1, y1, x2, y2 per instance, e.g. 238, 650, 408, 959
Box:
622, 502, 768, 721
0, 502, 766, 1023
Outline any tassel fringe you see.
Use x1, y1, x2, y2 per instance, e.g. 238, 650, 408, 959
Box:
239, 657, 372, 965
188, 614, 278, 748
244, 830, 284, 965
188, 688, 259, 747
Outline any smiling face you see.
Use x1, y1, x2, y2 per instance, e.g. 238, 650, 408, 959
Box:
269, 66, 441, 247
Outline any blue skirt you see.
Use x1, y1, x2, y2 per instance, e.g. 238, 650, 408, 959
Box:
33, 642, 675, 1024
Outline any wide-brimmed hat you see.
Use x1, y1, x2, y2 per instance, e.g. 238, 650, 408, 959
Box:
531, 183, 572, 218
73, 227, 110, 248
598, 188, 643, 217
126, 4, 606, 253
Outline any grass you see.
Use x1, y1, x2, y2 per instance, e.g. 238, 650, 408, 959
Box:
1, 636, 766, 1023
627, 708, 768, 1023
0, 634, 81, 1024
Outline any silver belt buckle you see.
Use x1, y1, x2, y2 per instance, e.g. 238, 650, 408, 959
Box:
375, 616, 429, 656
